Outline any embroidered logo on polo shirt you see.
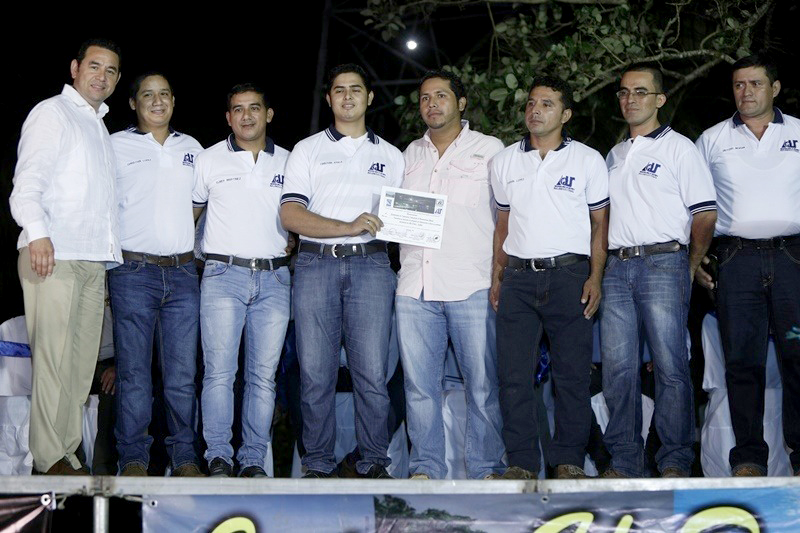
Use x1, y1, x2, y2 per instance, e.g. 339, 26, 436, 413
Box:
554, 175, 576, 192
367, 162, 387, 178
270, 174, 284, 188
780, 140, 799, 152
639, 162, 661, 178
182, 153, 195, 167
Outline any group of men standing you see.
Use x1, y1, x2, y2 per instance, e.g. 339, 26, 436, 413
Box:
9, 36, 799, 481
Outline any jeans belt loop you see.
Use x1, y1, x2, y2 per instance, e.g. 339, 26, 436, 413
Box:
268, 258, 275, 270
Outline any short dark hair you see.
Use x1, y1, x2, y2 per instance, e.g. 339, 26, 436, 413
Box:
623, 62, 665, 93
76, 38, 122, 68
529, 75, 573, 110
732, 53, 778, 84
129, 71, 172, 100
227, 83, 269, 111
326, 63, 372, 93
419, 69, 467, 101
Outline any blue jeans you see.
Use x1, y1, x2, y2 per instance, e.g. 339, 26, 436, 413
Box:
108, 260, 200, 471
600, 250, 694, 477
497, 261, 593, 472
396, 289, 505, 479
293, 247, 395, 474
200, 261, 290, 468
716, 238, 800, 473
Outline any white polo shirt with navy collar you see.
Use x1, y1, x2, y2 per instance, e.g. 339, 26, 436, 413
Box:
281, 125, 404, 245
490, 136, 609, 258
192, 134, 289, 259
112, 127, 202, 255
606, 125, 716, 249
696, 108, 800, 239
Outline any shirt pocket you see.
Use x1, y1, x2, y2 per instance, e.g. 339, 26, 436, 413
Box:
442, 158, 489, 208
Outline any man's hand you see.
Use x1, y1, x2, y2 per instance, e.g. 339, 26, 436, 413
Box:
28, 237, 55, 278
349, 213, 383, 237
581, 276, 602, 319
490, 279, 502, 312
695, 255, 715, 290
285, 233, 297, 254
100, 366, 116, 395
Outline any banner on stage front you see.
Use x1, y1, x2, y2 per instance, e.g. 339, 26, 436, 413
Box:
142, 486, 800, 532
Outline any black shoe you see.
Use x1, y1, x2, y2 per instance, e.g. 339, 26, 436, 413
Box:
208, 458, 233, 478
302, 469, 338, 479
361, 465, 393, 479
239, 465, 268, 478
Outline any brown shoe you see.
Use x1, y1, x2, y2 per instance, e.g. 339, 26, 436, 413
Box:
409, 472, 430, 480
555, 464, 588, 479
120, 463, 149, 477
732, 464, 765, 477
483, 473, 503, 480
43, 457, 86, 476
661, 467, 686, 478
600, 468, 629, 479
501, 466, 537, 480
172, 463, 205, 477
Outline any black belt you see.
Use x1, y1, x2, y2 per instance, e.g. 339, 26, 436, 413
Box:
609, 241, 686, 260
122, 250, 194, 267
507, 253, 587, 271
298, 241, 387, 258
717, 234, 800, 250
205, 253, 291, 271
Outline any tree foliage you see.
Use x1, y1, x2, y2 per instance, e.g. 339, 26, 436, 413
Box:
362, 0, 779, 149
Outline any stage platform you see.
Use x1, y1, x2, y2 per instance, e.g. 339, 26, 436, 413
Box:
1, 476, 798, 532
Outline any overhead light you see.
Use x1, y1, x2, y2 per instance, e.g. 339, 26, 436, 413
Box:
406, 40, 418, 51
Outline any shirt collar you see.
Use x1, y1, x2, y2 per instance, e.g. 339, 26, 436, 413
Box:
423, 119, 470, 147
732, 107, 784, 127
520, 132, 572, 153
127, 125, 178, 137
325, 124, 378, 144
62, 84, 109, 118
623, 123, 671, 142
226, 133, 274, 155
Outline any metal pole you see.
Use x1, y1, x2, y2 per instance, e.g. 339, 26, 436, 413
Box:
93, 495, 109, 533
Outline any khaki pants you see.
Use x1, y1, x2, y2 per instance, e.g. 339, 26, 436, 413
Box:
18, 247, 105, 472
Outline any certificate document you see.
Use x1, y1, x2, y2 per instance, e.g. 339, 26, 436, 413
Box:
376, 186, 447, 249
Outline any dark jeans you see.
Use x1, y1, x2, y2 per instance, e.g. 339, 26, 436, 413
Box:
497, 261, 593, 472
716, 238, 800, 473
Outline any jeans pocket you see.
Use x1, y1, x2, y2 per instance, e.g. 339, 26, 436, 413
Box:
604, 255, 618, 274
647, 252, 683, 271
202, 260, 229, 278
111, 261, 143, 274
562, 260, 589, 279
367, 251, 391, 267
717, 244, 739, 269
295, 251, 317, 268
271, 266, 292, 286
179, 262, 199, 278
782, 244, 800, 265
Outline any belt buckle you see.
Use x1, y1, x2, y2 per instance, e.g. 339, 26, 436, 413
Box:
331, 244, 340, 258
529, 259, 544, 272
621, 246, 641, 260
249, 258, 258, 270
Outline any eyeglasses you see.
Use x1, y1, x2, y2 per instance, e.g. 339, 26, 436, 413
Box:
616, 89, 663, 100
